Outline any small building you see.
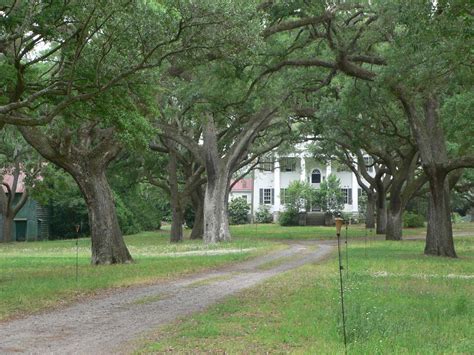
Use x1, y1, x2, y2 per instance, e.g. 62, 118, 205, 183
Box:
229, 178, 254, 215
0, 173, 49, 242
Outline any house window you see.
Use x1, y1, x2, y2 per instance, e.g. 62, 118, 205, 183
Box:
258, 161, 274, 172
341, 188, 353, 205
259, 188, 274, 205
364, 156, 374, 173
241, 195, 248, 202
311, 169, 321, 183
280, 158, 296, 172
280, 188, 288, 205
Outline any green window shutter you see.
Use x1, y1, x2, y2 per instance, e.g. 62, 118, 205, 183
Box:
259, 189, 263, 204
349, 189, 353, 205
271, 189, 275, 205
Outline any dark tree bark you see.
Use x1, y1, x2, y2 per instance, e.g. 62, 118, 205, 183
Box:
375, 180, 387, 234
384, 149, 425, 241
20, 126, 133, 264
75, 170, 132, 264
424, 174, 455, 256
385, 200, 403, 240
190, 188, 204, 240
1, 214, 13, 243
168, 145, 183, 243
365, 192, 376, 229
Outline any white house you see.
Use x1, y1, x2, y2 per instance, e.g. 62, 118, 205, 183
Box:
230, 146, 371, 221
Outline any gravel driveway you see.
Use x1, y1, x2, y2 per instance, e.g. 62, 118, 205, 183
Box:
0, 241, 333, 354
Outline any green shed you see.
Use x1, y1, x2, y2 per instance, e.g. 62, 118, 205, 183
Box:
0, 193, 49, 242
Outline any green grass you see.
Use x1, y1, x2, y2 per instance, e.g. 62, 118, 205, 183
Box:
140, 237, 474, 354
230, 223, 410, 240
0, 230, 275, 321
230, 222, 473, 240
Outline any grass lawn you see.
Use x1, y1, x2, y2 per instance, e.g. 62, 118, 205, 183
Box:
140, 236, 474, 354
230, 223, 415, 240
0, 230, 276, 321
230, 221, 473, 240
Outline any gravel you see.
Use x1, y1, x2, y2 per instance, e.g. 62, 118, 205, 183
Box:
0, 241, 333, 354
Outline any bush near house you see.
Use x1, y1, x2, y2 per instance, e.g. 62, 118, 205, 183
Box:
279, 181, 315, 226
255, 205, 273, 223
228, 197, 250, 225
278, 210, 299, 226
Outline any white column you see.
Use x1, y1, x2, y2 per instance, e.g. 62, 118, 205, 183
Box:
325, 161, 332, 179
300, 155, 306, 182
352, 171, 359, 213
274, 160, 281, 213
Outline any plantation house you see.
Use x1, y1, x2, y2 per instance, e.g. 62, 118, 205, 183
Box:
230, 149, 374, 223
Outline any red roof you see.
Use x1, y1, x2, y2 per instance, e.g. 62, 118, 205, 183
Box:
231, 178, 253, 191
1, 172, 27, 193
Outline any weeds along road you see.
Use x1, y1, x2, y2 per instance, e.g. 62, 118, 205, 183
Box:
0, 241, 334, 354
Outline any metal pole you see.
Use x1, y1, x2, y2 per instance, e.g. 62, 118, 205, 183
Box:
76, 235, 79, 283
337, 230, 348, 354
75, 224, 80, 283
345, 222, 349, 277
364, 226, 368, 257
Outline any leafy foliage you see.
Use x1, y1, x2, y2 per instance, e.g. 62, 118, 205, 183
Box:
255, 205, 273, 224
314, 174, 344, 213
278, 210, 299, 226
228, 197, 250, 225
403, 212, 425, 228
285, 181, 317, 213
32, 165, 165, 239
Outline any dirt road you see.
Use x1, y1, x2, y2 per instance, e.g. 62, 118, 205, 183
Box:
0, 242, 334, 354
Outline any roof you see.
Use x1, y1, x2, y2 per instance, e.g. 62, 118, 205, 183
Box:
231, 178, 253, 192
1, 172, 27, 193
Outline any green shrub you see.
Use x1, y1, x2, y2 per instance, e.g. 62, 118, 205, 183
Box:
228, 197, 250, 225
403, 211, 425, 228
279, 210, 299, 226
255, 205, 273, 223
451, 212, 464, 224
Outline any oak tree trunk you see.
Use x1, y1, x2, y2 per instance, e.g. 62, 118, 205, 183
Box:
385, 206, 403, 241
190, 189, 204, 240
397, 94, 458, 257
170, 205, 184, 243
202, 117, 232, 244
1, 214, 13, 242
204, 174, 231, 243
76, 171, 133, 265
424, 172, 456, 257
168, 145, 184, 243
376, 192, 387, 234
365, 192, 376, 229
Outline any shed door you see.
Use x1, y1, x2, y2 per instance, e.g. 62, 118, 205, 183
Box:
15, 221, 27, 241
